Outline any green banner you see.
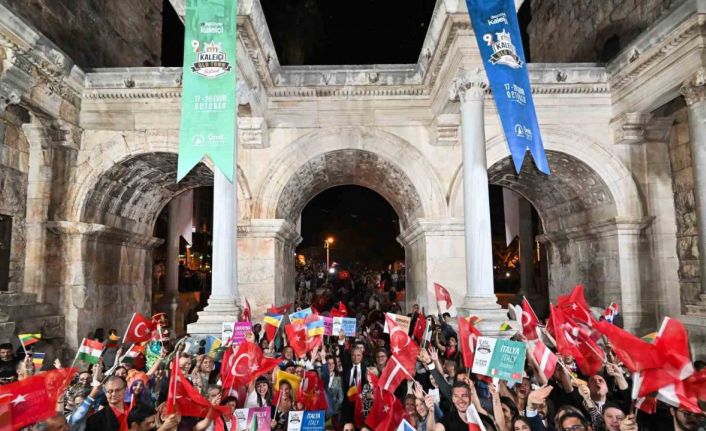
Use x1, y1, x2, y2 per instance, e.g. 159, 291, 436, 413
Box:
177, 0, 237, 182
471, 336, 526, 383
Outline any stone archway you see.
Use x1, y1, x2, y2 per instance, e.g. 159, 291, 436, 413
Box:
248, 127, 447, 312
448, 131, 650, 330
52, 149, 251, 345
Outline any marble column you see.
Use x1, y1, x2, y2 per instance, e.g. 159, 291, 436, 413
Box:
449, 68, 499, 310
681, 68, 706, 306
519, 198, 534, 297
187, 154, 241, 335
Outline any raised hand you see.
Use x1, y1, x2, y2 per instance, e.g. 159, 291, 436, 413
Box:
527, 384, 553, 409
428, 346, 439, 362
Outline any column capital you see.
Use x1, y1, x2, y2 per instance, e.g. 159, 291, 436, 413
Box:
610, 112, 652, 145
449, 68, 488, 103
680, 67, 706, 106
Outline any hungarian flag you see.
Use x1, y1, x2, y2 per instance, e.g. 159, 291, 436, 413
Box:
521, 297, 540, 340
166, 355, 231, 418
532, 339, 558, 380
267, 303, 292, 315
366, 386, 403, 431
221, 341, 281, 390
434, 283, 454, 314
330, 301, 348, 318
458, 316, 481, 368
285, 321, 322, 358
123, 313, 155, 344
77, 338, 104, 365
123, 344, 146, 360
298, 370, 328, 411
412, 313, 427, 343
467, 404, 487, 431
241, 298, 251, 322
0, 367, 76, 430
18, 333, 41, 347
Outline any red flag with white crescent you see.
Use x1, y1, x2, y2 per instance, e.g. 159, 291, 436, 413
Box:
221, 341, 280, 390
167, 355, 231, 418
458, 316, 481, 369
123, 312, 155, 344
521, 297, 539, 340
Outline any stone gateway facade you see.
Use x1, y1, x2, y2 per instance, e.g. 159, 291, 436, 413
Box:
0, 0, 705, 356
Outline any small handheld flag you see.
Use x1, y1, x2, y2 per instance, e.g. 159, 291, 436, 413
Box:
77, 338, 104, 365
31, 352, 45, 370
18, 333, 41, 347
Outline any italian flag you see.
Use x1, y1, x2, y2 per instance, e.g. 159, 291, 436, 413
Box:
77, 338, 104, 364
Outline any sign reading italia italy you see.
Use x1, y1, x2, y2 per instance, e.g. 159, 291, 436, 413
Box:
177, 0, 237, 182
465, 0, 550, 175
471, 336, 526, 383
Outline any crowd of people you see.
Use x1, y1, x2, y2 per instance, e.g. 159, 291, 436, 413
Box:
0, 269, 704, 431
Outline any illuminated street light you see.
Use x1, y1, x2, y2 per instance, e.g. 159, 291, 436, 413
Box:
324, 237, 335, 271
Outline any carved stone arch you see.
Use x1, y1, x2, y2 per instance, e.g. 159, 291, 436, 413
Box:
448, 127, 644, 230
254, 126, 447, 227
68, 133, 252, 235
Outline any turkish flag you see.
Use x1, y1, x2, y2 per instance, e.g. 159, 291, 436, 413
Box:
386, 314, 418, 370
241, 298, 251, 322
221, 341, 280, 390
595, 320, 659, 373
557, 285, 597, 328
684, 369, 706, 402
123, 312, 155, 344
434, 283, 453, 309
0, 367, 76, 430
458, 316, 481, 369
284, 321, 322, 359
167, 356, 231, 418
330, 301, 347, 318
412, 313, 427, 342
366, 386, 403, 431
267, 303, 292, 314
521, 297, 540, 340
550, 305, 589, 372
467, 404, 487, 431
298, 371, 329, 411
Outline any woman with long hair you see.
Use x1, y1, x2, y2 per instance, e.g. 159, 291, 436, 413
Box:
245, 376, 272, 408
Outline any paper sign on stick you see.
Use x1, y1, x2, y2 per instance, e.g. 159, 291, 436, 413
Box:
471, 336, 526, 383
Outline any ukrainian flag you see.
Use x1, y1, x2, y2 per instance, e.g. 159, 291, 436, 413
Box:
263, 313, 283, 328
289, 307, 312, 323
306, 316, 325, 337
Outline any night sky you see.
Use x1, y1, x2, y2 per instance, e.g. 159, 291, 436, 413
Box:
161, 0, 533, 66
297, 186, 404, 269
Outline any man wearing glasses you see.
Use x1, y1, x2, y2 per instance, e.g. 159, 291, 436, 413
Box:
558, 411, 592, 431
86, 376, 128, 431
671, 407, 705, 431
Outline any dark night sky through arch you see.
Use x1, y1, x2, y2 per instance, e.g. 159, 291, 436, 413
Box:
297, 185, 404, 269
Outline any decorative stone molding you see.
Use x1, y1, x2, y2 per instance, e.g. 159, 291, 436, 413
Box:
610, 112, 652, 145
238, 116, 268, 149
0, 82, 20, 111
538, 216, 654, 243
449, 68, 488, 103
680, 67, 706, 107
237, 219, 302, 246
432, 114, 460, 146
397, 218, 465, 248
46, 221, 164, 249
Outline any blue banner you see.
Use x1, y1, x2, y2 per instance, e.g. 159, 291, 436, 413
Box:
465, 0, 550, 175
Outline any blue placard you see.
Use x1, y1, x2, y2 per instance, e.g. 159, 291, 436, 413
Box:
302, 411, 325, 431
465, 0, 550, 175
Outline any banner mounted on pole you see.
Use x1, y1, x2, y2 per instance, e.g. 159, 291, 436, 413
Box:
464, 0, 550, 175
178, 0, 238, 182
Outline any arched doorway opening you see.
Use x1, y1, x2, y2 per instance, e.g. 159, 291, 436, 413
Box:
294, 185, 405, 309
68, 152, 215, 340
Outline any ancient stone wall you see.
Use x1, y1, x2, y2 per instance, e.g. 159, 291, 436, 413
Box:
0, 105, 29, 292
668, 107, 700, 311
0, 0, 163, 68
527, 0, 674, 62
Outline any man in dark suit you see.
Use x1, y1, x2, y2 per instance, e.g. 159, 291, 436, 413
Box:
86, 376, 127, 431
340, 344, 367, 423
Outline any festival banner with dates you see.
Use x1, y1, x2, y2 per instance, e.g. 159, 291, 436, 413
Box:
177, 0, 237, 182
465, 0, 550, 175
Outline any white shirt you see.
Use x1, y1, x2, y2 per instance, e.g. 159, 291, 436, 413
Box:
350, 364, 361, 386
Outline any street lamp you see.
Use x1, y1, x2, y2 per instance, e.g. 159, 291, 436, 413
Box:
324, 237, 334, 270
